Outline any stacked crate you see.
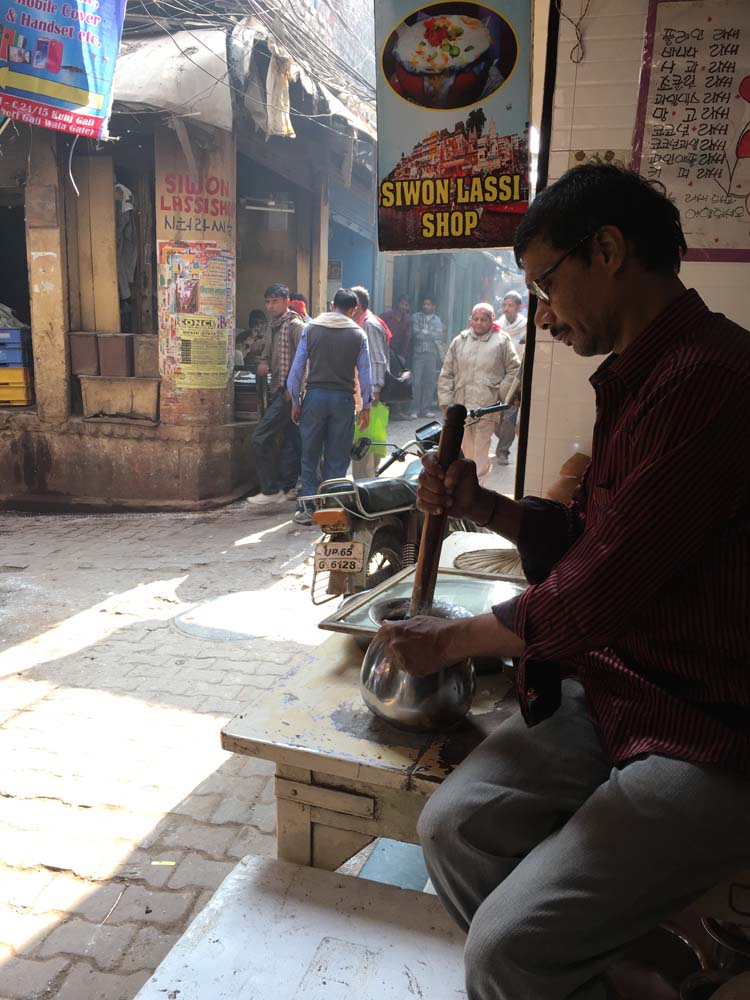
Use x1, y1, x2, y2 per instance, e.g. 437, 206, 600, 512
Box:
0, 328, 34, 407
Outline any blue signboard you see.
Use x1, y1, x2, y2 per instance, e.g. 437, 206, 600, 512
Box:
0, 0, 126, 138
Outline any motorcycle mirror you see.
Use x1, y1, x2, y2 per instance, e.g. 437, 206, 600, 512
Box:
414, 420, 442, 444
351, 437, 371, 461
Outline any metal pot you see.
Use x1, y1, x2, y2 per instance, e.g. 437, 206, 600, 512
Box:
360, 598, 476, 732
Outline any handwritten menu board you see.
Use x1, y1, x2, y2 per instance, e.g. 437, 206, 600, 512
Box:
633, 0, 750, 261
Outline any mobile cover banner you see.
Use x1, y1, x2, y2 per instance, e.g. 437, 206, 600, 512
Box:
0, 0, 126, 139
375, 1, 531, 251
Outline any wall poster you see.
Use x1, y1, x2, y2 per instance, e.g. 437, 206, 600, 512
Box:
633, 0, 750, 261
375, 2, 531, 252
157, 241, 235, 390
0, 0, 126, 138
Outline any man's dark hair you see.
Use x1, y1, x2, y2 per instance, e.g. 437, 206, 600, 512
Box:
333, 288, 358, 312
514, 165, 687, 275
351, 285, 369, 310
290, 292, 307, 305
248, 308, 266, 328
264, 283, 289, 299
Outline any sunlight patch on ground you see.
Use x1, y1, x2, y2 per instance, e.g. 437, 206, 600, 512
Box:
174, 579, 327, 646
0, 577, 190, 679
232, 518, 295, 548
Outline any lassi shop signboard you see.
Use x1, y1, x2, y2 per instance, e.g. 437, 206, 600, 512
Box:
375, 1, 531, 251
159, 173, 237, 238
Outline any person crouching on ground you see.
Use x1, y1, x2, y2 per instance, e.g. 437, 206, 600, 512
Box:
437, 302, 520, 485
287, 288, 372, 526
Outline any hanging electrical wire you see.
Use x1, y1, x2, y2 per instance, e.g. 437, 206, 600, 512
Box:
67, 135, 80, 196
135, 7, 371, 143
286, 0, 375, 85
124, 0, 376, 107
554, 0, 591, 64
249, 0, 375, 100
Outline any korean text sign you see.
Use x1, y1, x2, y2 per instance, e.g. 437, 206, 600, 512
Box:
633, 0, 750, 261
375, 1, 531, 251
0, 0, 126, 138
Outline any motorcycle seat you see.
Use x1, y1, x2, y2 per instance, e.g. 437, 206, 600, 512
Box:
321, 477, 418, 515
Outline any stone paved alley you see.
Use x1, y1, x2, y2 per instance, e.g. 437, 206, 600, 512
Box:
0, 500, 327, 1000
0, 420, 515, 999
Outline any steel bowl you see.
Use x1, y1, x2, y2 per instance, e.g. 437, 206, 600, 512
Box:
367, 597, 470, 629
360, 598, 476, 732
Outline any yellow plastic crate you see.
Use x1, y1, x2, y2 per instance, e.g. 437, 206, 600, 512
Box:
0, 384, 34, 405
0, 366, 33, 387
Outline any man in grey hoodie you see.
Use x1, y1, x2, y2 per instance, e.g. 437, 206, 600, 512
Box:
288, 288, 372, 526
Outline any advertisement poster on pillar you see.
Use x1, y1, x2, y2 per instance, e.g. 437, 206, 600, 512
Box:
375, 1, 531, 252
0, 0, 126, 139
157, 242, 235, 391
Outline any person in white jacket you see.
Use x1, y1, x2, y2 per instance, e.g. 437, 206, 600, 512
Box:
438, 303, 520, 484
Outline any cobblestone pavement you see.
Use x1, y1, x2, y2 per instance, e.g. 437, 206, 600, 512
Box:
0, 499, 327, 999
0, 416, 515, 999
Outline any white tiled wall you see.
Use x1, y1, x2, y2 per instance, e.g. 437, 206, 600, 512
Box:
523, 0, 750, 496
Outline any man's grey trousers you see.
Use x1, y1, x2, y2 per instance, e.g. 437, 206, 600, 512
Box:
418, 679, 750, 999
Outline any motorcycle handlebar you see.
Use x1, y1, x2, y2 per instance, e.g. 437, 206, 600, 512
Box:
468, 401, 512, 419
376, 440, 419, 476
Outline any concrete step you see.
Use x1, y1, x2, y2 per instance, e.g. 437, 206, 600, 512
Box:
135, 855, 466, 999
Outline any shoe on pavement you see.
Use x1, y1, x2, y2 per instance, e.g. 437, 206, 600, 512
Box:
285, 487, 299, 501
422, 410, 436, 418
247, 490, 285, 507
293, 510, 314, 526
496, 451, 510, 466
407, 412, 419, 419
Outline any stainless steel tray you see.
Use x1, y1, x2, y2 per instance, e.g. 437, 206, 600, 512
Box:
317, 565, 526, 641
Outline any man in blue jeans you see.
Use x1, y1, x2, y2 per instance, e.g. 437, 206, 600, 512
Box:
248, 284, 305, 508
287, 288, 372, 526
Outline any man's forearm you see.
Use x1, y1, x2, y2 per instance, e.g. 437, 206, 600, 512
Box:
446, 612, 525, 661
471, 488, 523, 544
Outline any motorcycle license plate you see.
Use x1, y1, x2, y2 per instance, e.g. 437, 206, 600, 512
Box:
315, 540, 365, 573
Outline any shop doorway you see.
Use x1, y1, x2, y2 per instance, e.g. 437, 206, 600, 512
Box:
0, 200, 30, 325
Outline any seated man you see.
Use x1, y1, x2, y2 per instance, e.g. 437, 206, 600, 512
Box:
235, 310, 268, 367
377, 165, 750, 1000
244, 309, 270, 364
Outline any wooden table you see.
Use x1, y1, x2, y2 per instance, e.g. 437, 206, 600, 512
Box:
221, 632, 516, 871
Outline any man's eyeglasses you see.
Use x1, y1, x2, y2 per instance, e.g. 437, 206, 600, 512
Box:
528, 231, 597, 304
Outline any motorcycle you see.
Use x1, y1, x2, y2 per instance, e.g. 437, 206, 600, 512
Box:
304, 402, 510, 604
